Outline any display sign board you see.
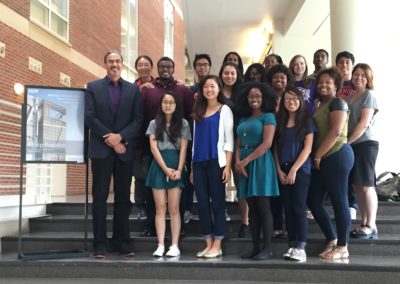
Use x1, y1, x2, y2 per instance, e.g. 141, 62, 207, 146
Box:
23, 86, 85, 163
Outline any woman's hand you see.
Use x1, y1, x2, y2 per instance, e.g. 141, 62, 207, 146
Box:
164, 167, 175, 181
222, 167, 231, 183
277, 169, 287, 185
313, 158, 321, 170
171, 169, 182, 181
234, 162, 248, 177
286, 169, 297, 185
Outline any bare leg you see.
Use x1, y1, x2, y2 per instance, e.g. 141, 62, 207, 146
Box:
239, 198, 249, 225
167, 188, 182, 246
153, 189, 167, 246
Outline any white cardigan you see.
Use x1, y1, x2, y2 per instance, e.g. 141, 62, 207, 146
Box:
192, 104, 234, 167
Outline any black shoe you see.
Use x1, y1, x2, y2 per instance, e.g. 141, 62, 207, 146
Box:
253, 249, 272, 260
113, 242, 135, 257
93, 246, 106, 259
241, 248, 260, 259
140, 229, 156, 237
238, 224, 249, 238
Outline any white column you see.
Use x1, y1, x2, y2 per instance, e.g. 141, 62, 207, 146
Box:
330, 0, 400, 173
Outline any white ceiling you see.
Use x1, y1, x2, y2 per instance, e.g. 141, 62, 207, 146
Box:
182, 0, 329, 71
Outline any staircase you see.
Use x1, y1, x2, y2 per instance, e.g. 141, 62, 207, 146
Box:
1, 201, 400, 283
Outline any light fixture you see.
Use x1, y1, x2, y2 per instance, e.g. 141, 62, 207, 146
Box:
14, 83, 25, 96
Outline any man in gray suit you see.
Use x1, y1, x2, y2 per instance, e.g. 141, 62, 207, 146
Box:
85, 50, 143, 259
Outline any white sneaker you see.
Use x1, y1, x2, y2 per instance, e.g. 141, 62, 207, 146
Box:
283, 248, 294, 259
153, 244, 165, 257
290, 248, 307, 262
350, 207, 357, 220
166, 244, 181, 257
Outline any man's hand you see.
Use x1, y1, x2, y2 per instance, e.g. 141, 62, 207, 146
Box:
113, 143, 126, 154
103, 133, 122, 147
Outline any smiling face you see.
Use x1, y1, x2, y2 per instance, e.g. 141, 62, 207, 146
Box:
203, 78, 220, 101
293, 57, 306, 78
161, 94, 176, 116
222, 65, 237, 86
351, 67, 367, 90
283, 90, 300, 113
336, 57, 353, 80
317, 73, 337, 98
157, 60, 174, 80
105, 53, 122, 82
194, 58, 211, 80
136, 57, 152, 79
271, 72, 287, 92
247, 87, 263, 111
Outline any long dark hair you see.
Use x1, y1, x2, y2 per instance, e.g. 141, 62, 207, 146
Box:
192, 75, 225, 122
154, 91, 183, 143
275, 86, 310, 146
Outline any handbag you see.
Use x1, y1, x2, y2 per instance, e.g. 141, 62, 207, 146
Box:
132, 154, 152, 180
375, 172, 400, 201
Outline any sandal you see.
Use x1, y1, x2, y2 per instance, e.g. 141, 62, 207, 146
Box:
356, 225, 378, 240
350, 224, 366, 238
318, 241, 337, 258
321, 247, 349, 260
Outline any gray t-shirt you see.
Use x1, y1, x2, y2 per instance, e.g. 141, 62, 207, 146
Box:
146, 119, 192, 150
346, 90, 378, 144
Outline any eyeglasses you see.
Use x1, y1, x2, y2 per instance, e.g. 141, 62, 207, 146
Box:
196, 63, 210, 67
284, 97, 300, 103
162, 101, 176, 105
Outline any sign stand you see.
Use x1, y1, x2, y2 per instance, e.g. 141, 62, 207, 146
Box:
17, 86, 89, 261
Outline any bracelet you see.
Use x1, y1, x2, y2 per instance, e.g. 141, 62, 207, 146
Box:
176, 169, 182, 172
314, 158, 321, 161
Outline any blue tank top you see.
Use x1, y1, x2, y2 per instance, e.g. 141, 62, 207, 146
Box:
193, 111, 220, 162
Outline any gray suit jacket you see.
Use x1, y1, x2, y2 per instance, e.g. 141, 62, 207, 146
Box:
85, 76, 143, 161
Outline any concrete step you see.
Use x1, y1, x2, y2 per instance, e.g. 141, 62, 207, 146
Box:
1, 252, 400, 283
28, 214, 400, 235
46, 201, 400, 216
2, 231, 400, 256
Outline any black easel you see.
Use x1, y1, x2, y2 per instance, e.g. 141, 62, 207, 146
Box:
17, 86, 89, 261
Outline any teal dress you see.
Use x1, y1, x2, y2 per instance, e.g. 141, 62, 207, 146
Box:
236, 113, 279, 199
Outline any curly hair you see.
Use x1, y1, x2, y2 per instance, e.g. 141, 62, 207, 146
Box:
316, 67, 343, 95
236, 81, 276, 119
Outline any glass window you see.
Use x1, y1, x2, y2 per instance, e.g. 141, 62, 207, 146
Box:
30, 0, 69, 40
164, 0, 174, 59
121, 0, 138, 82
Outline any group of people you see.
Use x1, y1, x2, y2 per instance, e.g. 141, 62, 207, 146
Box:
85, 48, 379, 263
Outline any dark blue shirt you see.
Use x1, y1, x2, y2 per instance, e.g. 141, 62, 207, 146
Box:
193, 111, 220, 162
278, 119, 316, 174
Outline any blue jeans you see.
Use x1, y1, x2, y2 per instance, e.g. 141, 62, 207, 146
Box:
193, 159, 226, 239
279, 164, 311, 249
307, 144, 354, 246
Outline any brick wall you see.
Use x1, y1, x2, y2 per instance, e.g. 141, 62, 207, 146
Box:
0, 22, 97, 195
0, 0, 187, 196
69, 0, 121, 67
0, 0, 29, 18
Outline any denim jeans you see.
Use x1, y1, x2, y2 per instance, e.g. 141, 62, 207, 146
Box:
307, 144, 354, 246
193, 159, 226, 239
279, 164, 311, 249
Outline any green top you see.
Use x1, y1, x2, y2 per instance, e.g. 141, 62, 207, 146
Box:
313, 98, 349, 158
